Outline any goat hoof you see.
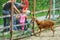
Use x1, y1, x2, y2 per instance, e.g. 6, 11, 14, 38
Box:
34, 34, 39, 37
52, 35, 54, 37
39, 34, 41, 36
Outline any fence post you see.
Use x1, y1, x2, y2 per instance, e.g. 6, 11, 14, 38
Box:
32, 0, 36, 34
10, 0, 14, 40
48, 0, 52, 20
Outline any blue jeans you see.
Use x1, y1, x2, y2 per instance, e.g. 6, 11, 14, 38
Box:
2, 10, 17, 31
2, 10, 10, 31
13, 16, 17, 30
16, 19, 21, 30
16, 19, 29, 30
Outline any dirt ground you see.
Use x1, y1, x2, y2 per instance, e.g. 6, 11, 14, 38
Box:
1, 25, 60, 40
20, 26, 60, 40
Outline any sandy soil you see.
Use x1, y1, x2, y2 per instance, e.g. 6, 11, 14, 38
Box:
20, 26, 60, 40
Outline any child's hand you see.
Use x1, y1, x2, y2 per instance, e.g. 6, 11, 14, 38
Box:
16, 15, 20, 19
26, 16, 29, 18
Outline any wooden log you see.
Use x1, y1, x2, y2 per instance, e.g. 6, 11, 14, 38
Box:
10, 0, 14, 40
48, 0, 52, 20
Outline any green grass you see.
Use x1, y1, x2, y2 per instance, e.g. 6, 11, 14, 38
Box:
5, 34, 10, 39
0, 37, 4, 40
0, 18, 3, 25
35, 12, 47, 17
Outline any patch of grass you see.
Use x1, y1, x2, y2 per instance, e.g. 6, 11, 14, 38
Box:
35, 12, 47, 17
0, 18, 3, 25
0, 37, 4, 40
28, 12, 47, 18
5, 33, 10, 39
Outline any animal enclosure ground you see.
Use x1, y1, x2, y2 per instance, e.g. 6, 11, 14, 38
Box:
20, 26, 60, 40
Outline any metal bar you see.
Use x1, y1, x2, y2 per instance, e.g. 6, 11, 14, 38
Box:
35, 8, 60, 14
0, 23, 31, 30
0, 20, 59, 30
0, 8, 60, 19
53, 0, 55, 19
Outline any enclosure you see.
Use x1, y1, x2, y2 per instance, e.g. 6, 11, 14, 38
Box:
0, 0, 60, 40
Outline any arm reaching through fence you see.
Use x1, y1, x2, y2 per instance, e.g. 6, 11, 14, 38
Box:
13, 5, 20, 14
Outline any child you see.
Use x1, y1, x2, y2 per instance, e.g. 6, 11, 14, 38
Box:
22, 0, 30, 14
22, 0, 29, 10
16, 11, 29, 32
21, 0, 30, 30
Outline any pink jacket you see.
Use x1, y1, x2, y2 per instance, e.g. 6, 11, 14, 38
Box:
19, 14, 26, 23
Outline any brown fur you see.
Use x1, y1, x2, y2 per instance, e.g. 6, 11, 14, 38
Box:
32, 17, 55, 36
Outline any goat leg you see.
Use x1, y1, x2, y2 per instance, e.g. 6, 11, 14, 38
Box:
51, 26, 55, 37
39, 29, 41, 36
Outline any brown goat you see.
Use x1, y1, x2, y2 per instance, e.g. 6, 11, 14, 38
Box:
32, 17, 55, 36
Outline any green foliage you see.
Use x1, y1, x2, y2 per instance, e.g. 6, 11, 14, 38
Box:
55, 0, 60, 8
29, 0, 50, 11
5, 33, 10, 39
0, 0, 7, 25
0, 0, 7, 15
0, 0, 60, 25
